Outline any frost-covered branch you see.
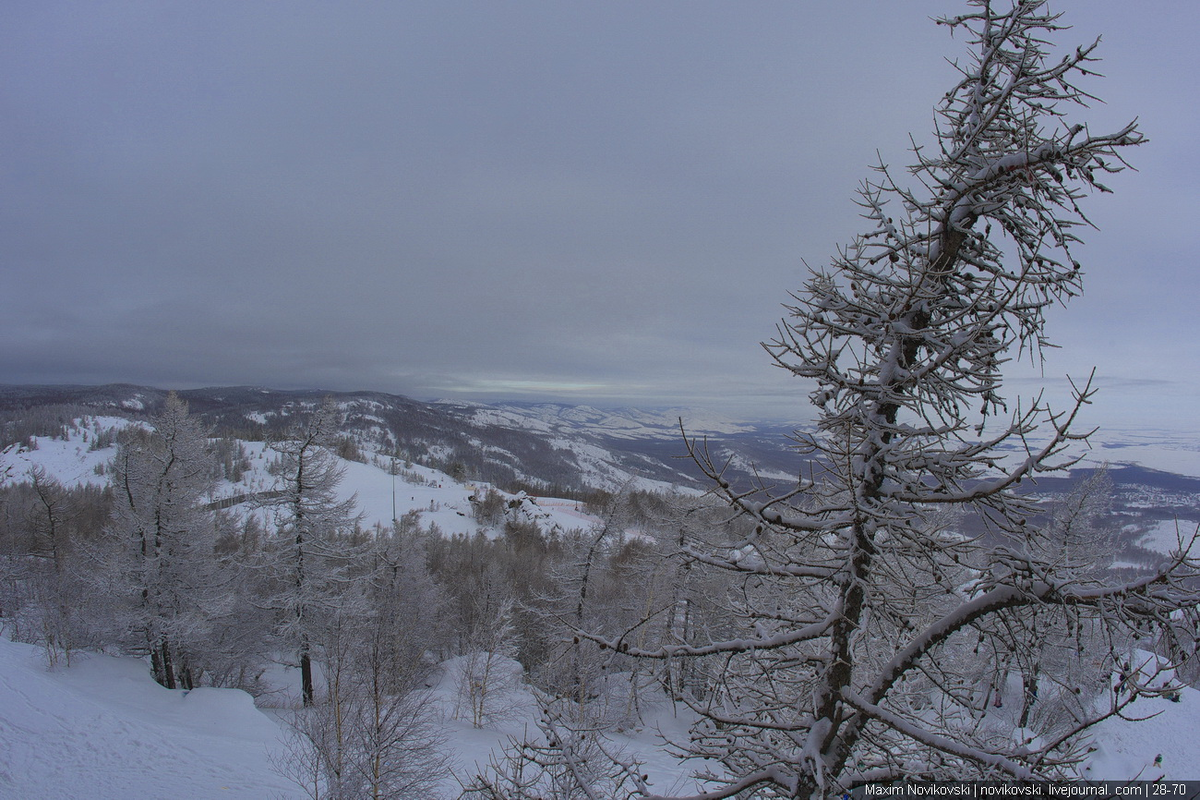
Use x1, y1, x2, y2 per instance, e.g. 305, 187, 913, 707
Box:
630, 3, 1192, 798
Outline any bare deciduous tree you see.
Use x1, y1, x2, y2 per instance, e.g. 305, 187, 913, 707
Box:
575, 3, 1200, 796
459, 706, 644, 800
275, 521, 450, 799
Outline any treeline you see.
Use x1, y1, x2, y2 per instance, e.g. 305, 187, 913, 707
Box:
0, 403, 123, 452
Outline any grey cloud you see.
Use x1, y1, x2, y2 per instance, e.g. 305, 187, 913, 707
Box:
2, 1, 1197, 432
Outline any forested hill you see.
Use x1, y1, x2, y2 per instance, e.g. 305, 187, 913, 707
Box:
0, 383, 795, 495
3, 383, 1199, 537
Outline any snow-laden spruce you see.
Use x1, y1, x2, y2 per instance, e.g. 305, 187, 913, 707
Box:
565, 2, 1200, 797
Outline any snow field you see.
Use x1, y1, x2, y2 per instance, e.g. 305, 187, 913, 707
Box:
0, 417, 136, 489
0, 635, 710, 799
0, 636, 303, 799
1135, 519, 1200, 556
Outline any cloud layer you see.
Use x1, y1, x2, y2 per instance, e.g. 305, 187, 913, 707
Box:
3, 1, 1196, 429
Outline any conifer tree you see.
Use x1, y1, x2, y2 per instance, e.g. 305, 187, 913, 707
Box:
263, 398, 361, 707
101, 393, 218, 689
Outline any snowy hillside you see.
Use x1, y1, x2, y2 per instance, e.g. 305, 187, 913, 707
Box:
7, 383, 1200, 495
0, 631, 719, 799
0, 415, 601, 541
0, 635, 302, 799
0, 384, 720, 492
455, 401, 756, 441
0, 415, 137, 489
0, 627, 1194, 798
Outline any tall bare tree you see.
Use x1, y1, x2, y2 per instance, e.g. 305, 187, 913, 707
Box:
579, 3, 1200, 796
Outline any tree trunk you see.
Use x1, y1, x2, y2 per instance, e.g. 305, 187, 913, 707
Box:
159, 639, 177, 690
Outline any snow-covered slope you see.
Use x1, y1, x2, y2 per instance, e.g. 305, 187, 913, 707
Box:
1081, 692, 1200, 781
1079, 654, 1200, 781
0, 630, 1193, 799
0, 416, 602, 540
456, 401, 755, 441
0, 636, 302, 799
0, 415, 136, 488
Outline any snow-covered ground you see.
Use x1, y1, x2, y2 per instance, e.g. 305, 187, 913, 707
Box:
0, 634, 707, 799
427, 655, 705, 798
0, 629, 1193, 798
1082, 693, 1200, 782
225, 440, 496, 538
1079, 654, 1200, 781
1085, 425, 1200, 480
0, 416, 136, 489
1133, 518, 1200, 556
0, 635, 302, 799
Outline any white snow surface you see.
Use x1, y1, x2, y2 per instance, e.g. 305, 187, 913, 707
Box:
305, 450, 599, 536
958, 418, 1200, 479
1082, 697, 1199, 782
1084, 425, 1200, 479
0, 636, 302, 799
1078, 653, 1200, 781
1, 629, 1194, 799
0, 417, 136, 489
1135, 519, 1200, 555
0, 635, 707, 799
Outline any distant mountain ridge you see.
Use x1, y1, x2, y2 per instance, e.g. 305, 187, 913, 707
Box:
0, 383, 793, 494
3, 383, 1199, 539
450, 400, 758, 440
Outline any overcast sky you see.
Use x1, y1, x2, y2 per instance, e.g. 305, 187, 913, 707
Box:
3, 1, 1197, 430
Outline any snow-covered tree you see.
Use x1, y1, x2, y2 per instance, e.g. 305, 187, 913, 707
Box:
99, 393, 221, 689
26, 466, 71, 572
22, 466, 78, 663
542, 494, 724, 730
0, 466, 93, 667
261, 397, 362, 707
580, 3, 1200, 796
276, 522, 449, 799
460, 708, 644, 800
457, 583, 524, 729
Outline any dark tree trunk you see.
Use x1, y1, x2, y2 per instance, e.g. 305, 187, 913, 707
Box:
159, 639, 177, 690
300, 638, 314, 707
150, 644, 165, 687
